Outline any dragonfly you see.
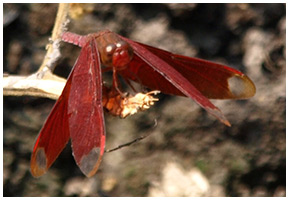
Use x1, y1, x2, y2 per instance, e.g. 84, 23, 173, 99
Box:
30, 30, 256, 177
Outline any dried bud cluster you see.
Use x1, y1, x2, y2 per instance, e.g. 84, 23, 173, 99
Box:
102, 88, 159, 118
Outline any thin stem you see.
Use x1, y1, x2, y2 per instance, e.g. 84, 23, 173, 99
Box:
105, 119, 158, 153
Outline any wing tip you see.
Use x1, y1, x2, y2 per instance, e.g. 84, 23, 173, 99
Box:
228, 74, 256, 99
30, 148, 48, 177
207, 107, 231, 127
223, 119, 231, 127
77, 147, 104, 177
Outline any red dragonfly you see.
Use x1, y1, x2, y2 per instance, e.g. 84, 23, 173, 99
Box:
30, 30, 256, 177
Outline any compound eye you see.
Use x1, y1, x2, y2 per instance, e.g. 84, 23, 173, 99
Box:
112, 41, 133, 69
101, 44, 117, 66
116, 41, 129, 49
105, 44, 117, 56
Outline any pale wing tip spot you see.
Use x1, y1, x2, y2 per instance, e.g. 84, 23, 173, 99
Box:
31, 148, 47, 177
228, 75, 256, 99
79, 147, 103, 177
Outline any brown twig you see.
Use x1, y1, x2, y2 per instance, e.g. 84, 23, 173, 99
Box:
37, 3, 70, 73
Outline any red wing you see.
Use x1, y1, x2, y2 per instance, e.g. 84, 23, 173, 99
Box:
68, 38, 106, 177
119, 36, 231, 126
118, 39, 256, 100
30, 74, 72, 177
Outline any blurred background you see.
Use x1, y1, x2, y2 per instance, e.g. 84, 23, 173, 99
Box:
3, 3, 285, 197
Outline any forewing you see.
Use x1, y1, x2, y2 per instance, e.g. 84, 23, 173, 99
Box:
118, 39, 255, 99
119, 36, 231, 126
68, 38, 106, 177
30, 73, 72, 177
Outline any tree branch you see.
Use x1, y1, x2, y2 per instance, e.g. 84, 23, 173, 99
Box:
3, 3, 70, 100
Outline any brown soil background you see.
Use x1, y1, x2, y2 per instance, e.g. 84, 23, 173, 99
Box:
3, 3, 286, 197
